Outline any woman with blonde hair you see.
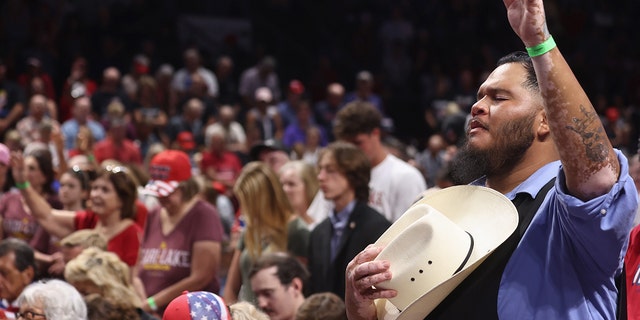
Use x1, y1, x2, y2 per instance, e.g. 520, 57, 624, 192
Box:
65, 247, 155, 320
279, 160, 331, 230
223, 162, 310, 304
229, 301, 270, 320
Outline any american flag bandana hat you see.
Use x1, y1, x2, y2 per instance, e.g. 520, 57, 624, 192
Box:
163, 291, 231, 320
144, 150, 192, 197
144, 180, 180, 198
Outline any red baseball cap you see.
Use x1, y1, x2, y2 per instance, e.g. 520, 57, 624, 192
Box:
177, 131, 196, 151
289, 79, 305, 95
145, 150, 192, 197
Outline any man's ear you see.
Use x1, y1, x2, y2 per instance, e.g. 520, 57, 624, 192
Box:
371, 127, 381, 139
536, 110, 551, 139
21, 266, 35, 284
290, 277, 303, 293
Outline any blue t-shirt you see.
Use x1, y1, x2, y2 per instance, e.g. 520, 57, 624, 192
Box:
492, 150, 637, 319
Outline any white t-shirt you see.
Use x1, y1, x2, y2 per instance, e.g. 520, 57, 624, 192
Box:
307, 190, 333, 230
369, 154, 426, 222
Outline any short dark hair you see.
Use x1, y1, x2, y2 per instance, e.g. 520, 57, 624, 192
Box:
249, 252, 310, 296
333, 101, 381, 140
0, 238, 35, 272
497, 51, 539, 92
319, 142, 371, 202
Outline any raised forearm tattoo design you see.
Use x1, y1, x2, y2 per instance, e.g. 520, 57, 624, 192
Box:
565, 105, 607, 162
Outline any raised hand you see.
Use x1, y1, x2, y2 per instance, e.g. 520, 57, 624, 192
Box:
10, 152, 26, 185
503, 0, 549, 47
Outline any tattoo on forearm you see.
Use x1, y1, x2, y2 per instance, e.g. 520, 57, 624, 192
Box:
565, 105, 607, 162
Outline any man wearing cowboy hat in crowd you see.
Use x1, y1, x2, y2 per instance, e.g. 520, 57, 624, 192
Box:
345, 0, 638, 319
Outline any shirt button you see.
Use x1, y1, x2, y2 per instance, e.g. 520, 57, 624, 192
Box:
600, 209, 607, 215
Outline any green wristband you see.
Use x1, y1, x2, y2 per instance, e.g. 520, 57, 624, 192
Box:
147, 297, 158, 312
526, 35, 556, 57
15, 181, 30, 190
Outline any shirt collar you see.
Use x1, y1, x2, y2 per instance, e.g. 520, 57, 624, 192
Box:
330, 200, 356, 225
471, 160, 560, 200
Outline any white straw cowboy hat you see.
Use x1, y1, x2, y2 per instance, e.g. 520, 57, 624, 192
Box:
372, 185, 518, 320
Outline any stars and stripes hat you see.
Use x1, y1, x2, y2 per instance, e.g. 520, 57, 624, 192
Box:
145, 150, 192, 197
163, 291, 231, 320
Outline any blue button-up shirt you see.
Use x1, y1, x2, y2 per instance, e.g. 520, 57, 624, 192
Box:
329, 200, 356, 262
474, 150, 637, 319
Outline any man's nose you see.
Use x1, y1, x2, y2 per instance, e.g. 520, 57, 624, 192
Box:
470, 97, 488, 117
257, 297, 269, 309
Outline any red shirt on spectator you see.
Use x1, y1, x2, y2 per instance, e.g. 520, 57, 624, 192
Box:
74, 209, 143, 266
200, 150, 242, 189
92, 136, 142, 165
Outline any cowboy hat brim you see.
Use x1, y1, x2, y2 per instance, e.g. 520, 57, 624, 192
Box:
373, 185, 519, 320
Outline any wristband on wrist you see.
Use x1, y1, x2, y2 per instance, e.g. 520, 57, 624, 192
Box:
15, 181, 30, 190
526, 35, 556, 57
147, 297, 158, 312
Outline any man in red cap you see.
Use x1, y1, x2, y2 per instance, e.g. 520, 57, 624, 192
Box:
278, 79, 308, 128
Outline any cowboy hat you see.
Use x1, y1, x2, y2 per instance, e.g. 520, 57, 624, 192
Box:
372, 185, 518, 320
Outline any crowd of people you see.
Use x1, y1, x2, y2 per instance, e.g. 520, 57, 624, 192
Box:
0, 0, 638, 320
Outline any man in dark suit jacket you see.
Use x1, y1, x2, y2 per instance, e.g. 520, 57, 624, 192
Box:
308, 142, 391, 299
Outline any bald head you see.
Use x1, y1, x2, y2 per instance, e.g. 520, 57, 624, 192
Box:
328, 83, 345, 96
219, 105, 235, 125
29, 94, 47, 119
102, 67, 121, 89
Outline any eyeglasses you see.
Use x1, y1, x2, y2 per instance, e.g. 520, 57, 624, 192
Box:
16, 310, 47, 319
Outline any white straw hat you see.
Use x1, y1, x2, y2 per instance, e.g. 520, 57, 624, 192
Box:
373, 185, 518, 320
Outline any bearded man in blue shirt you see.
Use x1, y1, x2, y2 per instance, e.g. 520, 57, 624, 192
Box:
343, 0, 638, 319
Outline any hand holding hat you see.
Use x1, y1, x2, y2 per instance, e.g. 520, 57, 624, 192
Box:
345, 185, 518, 320
345, 245, 397, 320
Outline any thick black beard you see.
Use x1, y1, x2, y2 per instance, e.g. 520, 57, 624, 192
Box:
450, 113, 536, 185
450, 144, 489, 185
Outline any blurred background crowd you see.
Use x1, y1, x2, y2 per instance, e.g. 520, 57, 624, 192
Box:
0, 0, 638, 156
0, 0, 639, 319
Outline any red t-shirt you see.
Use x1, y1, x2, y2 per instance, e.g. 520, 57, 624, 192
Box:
92, 137, 142, 165
138, 200, 224, 308
74, 210, 142, 266
200, 151, 242, 186
626, 225, 640, 319
0, 309, 12, 319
